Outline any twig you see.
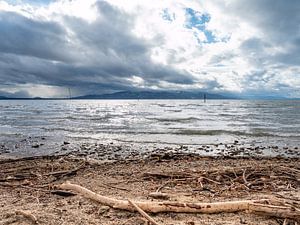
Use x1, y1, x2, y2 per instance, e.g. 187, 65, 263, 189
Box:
199, 176, 221, 185
128, 199, 162, 225
156, 180, 172, 192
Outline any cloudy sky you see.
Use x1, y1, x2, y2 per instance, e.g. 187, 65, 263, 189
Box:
0, 0, 299, 98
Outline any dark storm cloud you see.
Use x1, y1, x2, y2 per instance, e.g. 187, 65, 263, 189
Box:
0, 1, 195, 97
0, 0, 299, 98
0, 11, 76, 62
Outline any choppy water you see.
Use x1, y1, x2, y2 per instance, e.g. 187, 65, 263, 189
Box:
0, 100, 299, 157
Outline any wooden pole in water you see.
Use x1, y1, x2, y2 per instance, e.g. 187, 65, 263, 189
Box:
68, 88, 72, 99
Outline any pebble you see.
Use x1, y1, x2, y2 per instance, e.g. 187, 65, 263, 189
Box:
32, 144, 40, 148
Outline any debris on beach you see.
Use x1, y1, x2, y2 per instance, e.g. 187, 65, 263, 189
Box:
0, 151, 299, 224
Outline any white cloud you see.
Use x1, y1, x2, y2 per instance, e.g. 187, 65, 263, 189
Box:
0, 0, 299, 98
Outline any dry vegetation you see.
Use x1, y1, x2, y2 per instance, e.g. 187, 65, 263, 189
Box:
0, 152, 299, 225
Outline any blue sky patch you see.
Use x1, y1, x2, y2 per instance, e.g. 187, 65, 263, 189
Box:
184, 7, 217, 44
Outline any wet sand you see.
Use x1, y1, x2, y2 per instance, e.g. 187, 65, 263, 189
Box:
0, 147, 299, 225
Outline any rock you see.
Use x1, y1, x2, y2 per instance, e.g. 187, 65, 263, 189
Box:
187, 222, 195, 225
98, 206, 110, 214
63, 141, 70, 145
32, 144, 40, 148
240, 217, 246, 224
234, 140, 239, 144
148, 192, 170, 200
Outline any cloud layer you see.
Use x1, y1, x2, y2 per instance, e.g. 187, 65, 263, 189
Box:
0, 0, 299, 98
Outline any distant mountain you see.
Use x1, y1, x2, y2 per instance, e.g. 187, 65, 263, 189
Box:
74, 91, 233, 99
0, 96, 66, 100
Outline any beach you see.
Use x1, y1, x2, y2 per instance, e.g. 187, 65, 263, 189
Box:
0, 145, 299, 225
1, 0, 300, 223
0, 100, 299, 224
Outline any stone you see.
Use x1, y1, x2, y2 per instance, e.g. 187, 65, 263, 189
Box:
32, 144, 40, 148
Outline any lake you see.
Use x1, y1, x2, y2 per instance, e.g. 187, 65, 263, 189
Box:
0, 99, 299, 157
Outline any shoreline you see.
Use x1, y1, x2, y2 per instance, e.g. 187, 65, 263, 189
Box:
0, 146, 299, 224
1, 137, 300, 160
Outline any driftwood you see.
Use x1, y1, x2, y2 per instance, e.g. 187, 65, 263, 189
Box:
248, 203, 300, 220
142, 163, 300, 193
148, 192, 170, 200
0, 158, 86, 188
58, 182, 300, 221
15, 210, 38, 224
128, 199, 162, 225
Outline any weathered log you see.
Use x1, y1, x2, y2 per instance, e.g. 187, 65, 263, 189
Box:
58, 182, 267, 214
248, 203, 300, 221
128, 199, 162, 225
59, 182, 300, 221
15, 210, 38, 224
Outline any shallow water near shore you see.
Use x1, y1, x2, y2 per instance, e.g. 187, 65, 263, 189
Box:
0, 99, 299, 158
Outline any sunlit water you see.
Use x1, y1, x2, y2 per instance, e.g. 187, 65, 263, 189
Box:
0, 100, 299, 157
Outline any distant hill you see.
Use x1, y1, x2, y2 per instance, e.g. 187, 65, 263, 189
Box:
0, 96, 8, 99
73, 91, 232, 99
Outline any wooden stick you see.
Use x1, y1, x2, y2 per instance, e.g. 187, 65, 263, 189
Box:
128, 199, 162, 225
58, 182, 300, 221
59, 182, 267, 213
15, 210, 38, 224
248, 203, 300, 221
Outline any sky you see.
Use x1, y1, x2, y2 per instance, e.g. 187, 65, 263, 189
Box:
0, 0, 299, 98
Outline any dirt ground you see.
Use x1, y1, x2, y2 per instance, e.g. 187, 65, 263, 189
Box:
0, 152, 299, 225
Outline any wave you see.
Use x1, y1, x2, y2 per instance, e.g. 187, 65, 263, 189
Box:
150, 103, 176, 108
164, 109, 182, 112
147, 117, 200, 123
49, 114, 118, 121
172, 129, 295, 137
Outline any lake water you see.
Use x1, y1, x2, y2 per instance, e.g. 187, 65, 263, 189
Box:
0, 100, 299, 157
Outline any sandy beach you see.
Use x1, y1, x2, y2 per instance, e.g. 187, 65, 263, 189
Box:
0, 147, 299, 225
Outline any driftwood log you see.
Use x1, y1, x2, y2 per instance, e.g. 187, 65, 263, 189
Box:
15, 210, 38, 224
58, 182, 300, 221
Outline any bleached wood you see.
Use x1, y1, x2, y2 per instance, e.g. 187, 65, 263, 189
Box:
59, 182, 266, 213
128, 199, 162, 225
16, 210, 38, 224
